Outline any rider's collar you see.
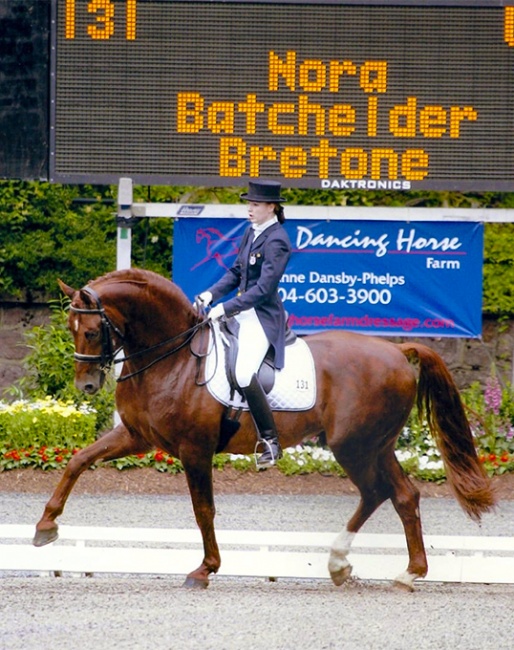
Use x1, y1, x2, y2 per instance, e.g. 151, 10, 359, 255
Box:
252, 216, 278, 239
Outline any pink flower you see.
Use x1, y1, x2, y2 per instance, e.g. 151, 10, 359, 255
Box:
484, 376, 502, 415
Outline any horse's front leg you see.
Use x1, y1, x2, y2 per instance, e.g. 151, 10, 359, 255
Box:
181, 453, 220, 589
33, 422, 151, 547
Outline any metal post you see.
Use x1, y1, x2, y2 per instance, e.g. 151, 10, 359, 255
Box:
116, 177, 134, 270
114, 178, 134, 425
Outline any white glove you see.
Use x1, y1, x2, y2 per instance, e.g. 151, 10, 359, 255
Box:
208, 303, 225, 321
197, 291, 212, 306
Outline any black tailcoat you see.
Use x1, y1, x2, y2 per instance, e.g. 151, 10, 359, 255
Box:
207, 222, 292, 369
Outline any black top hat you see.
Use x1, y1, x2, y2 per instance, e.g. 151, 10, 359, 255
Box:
240, 180, 285, 203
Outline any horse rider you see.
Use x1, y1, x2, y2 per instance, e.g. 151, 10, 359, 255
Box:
197, 180, 292, 469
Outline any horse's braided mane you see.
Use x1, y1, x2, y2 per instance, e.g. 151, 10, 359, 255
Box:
89, 267, 152, 287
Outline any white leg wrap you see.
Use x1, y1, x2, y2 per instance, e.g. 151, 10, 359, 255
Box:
328, 530, 355, 585
393, 570, 417, 592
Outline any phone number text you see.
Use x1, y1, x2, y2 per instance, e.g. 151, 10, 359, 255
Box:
278, 287, 392, 305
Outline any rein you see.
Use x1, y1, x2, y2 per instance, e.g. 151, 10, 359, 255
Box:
115, 321, 207, 382
70, 285, 210, 382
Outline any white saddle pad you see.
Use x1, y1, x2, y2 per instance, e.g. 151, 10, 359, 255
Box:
205, 321, 316, 411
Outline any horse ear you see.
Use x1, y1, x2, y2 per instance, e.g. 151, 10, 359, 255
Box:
57, 279, 76, 298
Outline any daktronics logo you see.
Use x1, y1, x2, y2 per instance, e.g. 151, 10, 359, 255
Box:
321, 179, 411, 190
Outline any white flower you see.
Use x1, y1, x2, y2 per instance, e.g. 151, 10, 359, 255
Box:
228, 454, 251, 461
395, 449, 415, 462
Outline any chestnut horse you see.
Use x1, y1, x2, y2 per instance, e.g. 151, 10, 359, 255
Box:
33, 268, 496, 589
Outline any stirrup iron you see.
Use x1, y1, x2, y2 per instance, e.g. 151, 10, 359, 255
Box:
254, 438, 280, 470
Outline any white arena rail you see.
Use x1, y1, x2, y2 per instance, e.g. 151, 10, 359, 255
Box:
1, 524, 514, 584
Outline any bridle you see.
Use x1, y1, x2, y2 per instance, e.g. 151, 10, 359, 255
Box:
69, 287, 124, 370
69, 286, 210, 382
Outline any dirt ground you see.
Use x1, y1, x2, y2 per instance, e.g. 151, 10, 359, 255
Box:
1, 466, 513, 500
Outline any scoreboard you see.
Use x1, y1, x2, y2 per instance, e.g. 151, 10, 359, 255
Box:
51, 0, 514, 190
9, 0, 514, 189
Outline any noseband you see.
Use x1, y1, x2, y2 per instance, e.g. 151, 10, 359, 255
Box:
69, 286, 124, 369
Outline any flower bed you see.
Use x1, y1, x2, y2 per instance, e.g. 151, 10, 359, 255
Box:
1, 391, 514, 481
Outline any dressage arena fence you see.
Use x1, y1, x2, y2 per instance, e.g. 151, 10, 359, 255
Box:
1, 525, 514, 584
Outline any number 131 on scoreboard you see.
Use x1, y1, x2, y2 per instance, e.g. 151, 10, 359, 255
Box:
64, 0, 137, 41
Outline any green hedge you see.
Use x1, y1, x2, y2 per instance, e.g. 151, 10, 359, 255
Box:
2, 180, 514, 315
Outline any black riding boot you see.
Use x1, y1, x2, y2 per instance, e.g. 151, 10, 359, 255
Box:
242, 374, 282, 470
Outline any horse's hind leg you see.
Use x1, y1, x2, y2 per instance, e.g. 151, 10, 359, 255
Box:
329, 454, 427, 592
386, 457, 427, 591
33, 423, 151, 547
328, 475, 388, 586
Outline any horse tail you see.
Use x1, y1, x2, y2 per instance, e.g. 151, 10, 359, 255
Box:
398, 342, 497, 521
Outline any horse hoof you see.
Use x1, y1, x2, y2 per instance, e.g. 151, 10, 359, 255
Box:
393, 570, 417, 592
33, 527, 59, 547
183, 576, 209, 589
393, 580, 415, 593
330, 564, 353, 586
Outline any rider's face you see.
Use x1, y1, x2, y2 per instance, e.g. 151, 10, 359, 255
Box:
247, 201, 276, 227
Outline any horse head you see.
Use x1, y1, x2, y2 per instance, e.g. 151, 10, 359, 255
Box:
59, 278, 125, 395
59, 269, 203, 395
195, 228, 208, 244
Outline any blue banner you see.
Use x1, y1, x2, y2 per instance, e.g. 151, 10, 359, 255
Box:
173, 217, 483, 338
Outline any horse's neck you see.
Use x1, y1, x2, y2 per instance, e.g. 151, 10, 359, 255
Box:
132, 304, 193, 345
107, 284, 194, 349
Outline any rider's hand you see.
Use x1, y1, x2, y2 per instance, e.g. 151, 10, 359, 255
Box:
208, 303, 225, 321
194, 291, 212, 309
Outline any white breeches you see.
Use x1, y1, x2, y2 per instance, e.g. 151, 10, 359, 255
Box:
234, 308, 270, 388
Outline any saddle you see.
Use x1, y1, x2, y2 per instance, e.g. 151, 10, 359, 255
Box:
218, 316, 297, 399
211, 317, 313, 452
